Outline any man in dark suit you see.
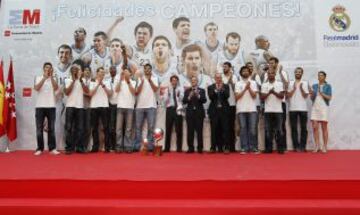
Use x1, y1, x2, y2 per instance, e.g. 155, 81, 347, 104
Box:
208, 73, 230, 153
183, 76, 207, 153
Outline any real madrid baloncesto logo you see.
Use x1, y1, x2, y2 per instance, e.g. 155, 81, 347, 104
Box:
329, 5, 351, 32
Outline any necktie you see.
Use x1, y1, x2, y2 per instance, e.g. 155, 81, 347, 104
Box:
173, 87, 178, 108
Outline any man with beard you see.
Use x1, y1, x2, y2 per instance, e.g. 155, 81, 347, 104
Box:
217, 32, 246, 79
71, 27, 92, 60
287, 67, 309, 152
235, 66, 259, 154
260, 69, 285, 154
264, 57, 289, 151
82, 31, 110, 77
221, 62, 238, 152
134, 64, 159, 151
208, 73, 230, 153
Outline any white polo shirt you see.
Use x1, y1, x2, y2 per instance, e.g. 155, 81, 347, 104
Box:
261, 81, 284, 113
64, 78, 84, 108
115, 75, 137, 109
288, 80, 309, 112
89, 80, 111, 108
136, 76, 159, 109
35, 76, 57, 108
235, 79, 258, 113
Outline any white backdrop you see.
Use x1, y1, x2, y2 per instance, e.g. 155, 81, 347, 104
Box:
0, 0, 359, 150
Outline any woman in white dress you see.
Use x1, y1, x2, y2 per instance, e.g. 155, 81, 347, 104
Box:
310, 71, 332, 153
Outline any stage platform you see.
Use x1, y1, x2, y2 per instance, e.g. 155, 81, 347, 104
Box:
1, 150, 360, 214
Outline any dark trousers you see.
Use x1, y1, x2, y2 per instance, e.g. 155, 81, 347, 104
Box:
281, 102, 287, 150
65, 107, 85, 152
289, 111, 308, 150
228, 106, 236, 151
108, 104, 117, 150
264, 113, 285, 152
165, 107, 183, 151
186, 111, 204, 152
83, 108, 91, 150
35, 108, 56, 151
91, 107, 110, 151
210, 108, 229, 152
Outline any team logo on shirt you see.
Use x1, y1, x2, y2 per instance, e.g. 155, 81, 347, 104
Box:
329, 5, 351, 32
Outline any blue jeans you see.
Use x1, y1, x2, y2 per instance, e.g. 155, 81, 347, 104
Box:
116, 108, 134, 150
238, 112, 258, 151
134, 108, 157, 150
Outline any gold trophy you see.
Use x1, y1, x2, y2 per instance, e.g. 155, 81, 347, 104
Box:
153, 128, 164, 156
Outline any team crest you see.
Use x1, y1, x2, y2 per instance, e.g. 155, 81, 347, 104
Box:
329, 5, 351, 32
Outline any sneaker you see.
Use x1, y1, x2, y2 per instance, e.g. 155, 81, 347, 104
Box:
34, 150, 42, 156
252, 149, 261, 154
50, 149, 60, 155
239, 150, 247, 155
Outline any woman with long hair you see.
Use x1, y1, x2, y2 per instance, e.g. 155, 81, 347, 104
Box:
310, 71, 332, 153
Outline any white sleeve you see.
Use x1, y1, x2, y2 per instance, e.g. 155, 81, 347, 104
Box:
302, 81, 309, 93
287, 81, 294, 92
234, 82, 241, 93
261, 83, 268, 93
251, 81, 258, 92
282, 70, 289, 82
64, 78, 73, 88
152, 77, 159, 87
103, 80, 111, 90
276, 82, 284, 92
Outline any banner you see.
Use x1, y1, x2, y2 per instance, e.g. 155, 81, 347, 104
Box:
0, 0, 359, 150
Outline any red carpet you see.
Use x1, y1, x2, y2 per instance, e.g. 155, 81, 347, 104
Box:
1, 151, 360, 214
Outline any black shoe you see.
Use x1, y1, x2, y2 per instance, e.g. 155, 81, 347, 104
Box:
187, 149, 194, 153
197, 150, 203, 154
90, 148, 99, 153
263, 150, 272, 154
209, 148, 216, 153
176, 149, 182, 153
65, 150, 73, 155
104, 149, 111, 153
278, 150, 285, 154
163, 149, 170, 153
115, 148, 124, 153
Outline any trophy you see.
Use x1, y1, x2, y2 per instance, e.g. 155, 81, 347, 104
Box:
153, 128, 164, 156
141, 138, 149, 155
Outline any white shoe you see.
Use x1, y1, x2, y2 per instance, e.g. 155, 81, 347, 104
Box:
50, 149, 60, 155
34, 150, 42, 156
